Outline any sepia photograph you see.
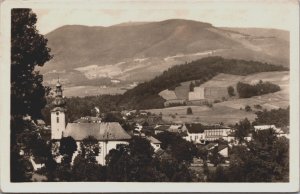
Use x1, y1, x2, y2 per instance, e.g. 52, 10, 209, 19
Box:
0, 0, 299, 192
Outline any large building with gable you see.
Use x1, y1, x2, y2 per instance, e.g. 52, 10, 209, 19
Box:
50, 80, 131, 165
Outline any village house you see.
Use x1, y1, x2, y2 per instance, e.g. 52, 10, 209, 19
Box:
50, 80, 131, 165
183, 123, 206, 144
146, 136, 162, 152
205, 142, 229, 158
154, 125, 170, 135
182, 123, 232, 143
168, 124, 187, 133
254, 125, 278, 131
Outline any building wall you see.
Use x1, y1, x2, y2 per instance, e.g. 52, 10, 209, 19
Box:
204, 128, 231, 141
51, 111, 66, 140
150, 142, 161, 152
219, 147, 228, 158
164, 99, 186, 107
184, 132, 205, 144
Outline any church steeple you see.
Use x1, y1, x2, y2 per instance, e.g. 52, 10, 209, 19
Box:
52, 79, 66, 108
55, 77, 63, 97
51, 78, 67, 140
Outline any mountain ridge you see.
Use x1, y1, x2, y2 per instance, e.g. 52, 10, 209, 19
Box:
41, 19, 289, 93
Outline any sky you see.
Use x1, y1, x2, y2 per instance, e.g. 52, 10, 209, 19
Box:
32, 0, 297, 35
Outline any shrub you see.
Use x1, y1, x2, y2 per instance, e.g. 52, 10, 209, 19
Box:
237, 81, 280, 98
227, 86, 235, 96
187, 107, 193, 115
245, 105, 252, 112
254, 104, 262, 109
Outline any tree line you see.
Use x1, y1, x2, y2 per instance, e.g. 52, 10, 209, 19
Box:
237, 80, 281, 98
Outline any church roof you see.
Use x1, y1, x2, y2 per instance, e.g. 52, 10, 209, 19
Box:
63, 122, 131, 141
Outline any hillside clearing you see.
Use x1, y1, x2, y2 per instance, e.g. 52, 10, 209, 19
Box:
145, 105, 256, 125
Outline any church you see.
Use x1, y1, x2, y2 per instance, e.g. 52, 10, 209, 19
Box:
50, 80, 131, 165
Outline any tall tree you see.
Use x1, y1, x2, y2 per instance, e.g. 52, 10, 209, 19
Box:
11, 8, 52, 119
11, 9, 52, 182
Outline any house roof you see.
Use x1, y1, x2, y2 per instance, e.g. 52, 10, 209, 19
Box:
204, 142, 218, 150
155, 125, 170, 131
73, 116, 102, 123
154, 148, 173, 160
168, 125, 185, 132
155, 148, 165, 155
146, 136, 161, 144
203, 125, 231, 130
254, 125, 276, 130
217, 144, 228, 152
185, 123, 205, 133
63, 122, 131, 141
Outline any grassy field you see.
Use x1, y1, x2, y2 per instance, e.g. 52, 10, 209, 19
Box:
146, 105, 256, 125
148, 71, 289, 125
63, 86, 125, 97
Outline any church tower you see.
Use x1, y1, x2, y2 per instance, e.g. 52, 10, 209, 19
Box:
51, 79, 67, 140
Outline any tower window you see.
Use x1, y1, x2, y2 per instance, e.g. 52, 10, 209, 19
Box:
56, 112, 59, 115
57, 117, 59, 123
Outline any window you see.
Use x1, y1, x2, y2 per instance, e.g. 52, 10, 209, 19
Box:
57, 117, 59, 123
56, 111, 59, 115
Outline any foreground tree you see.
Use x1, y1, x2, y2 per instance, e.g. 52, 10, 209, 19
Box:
155, 131, 197, 163
59, 136, 77, 164
106, 137, 167, 181
11, 8, 52, 182
11, 8, 52, 119
227, 129, 289, 182
234, 118, 252, 143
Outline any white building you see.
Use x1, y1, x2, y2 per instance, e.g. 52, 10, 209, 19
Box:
183, 123, 205, 144
254, 125, 288, 138
51, 80, 131, 165
146, 136, 161, 152
204, 125, 231, 141
254, 125, 278, 132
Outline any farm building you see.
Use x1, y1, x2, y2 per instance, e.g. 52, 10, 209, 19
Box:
164, 99, 187, 107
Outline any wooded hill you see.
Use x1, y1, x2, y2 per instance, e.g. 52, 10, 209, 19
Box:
119, 57, 287, 109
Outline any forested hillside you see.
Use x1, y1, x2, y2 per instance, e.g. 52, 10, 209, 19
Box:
119, 57, 287, 109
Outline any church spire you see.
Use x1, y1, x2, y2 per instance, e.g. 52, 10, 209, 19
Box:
55, 78, 63, 97
53, 78, 66, 108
